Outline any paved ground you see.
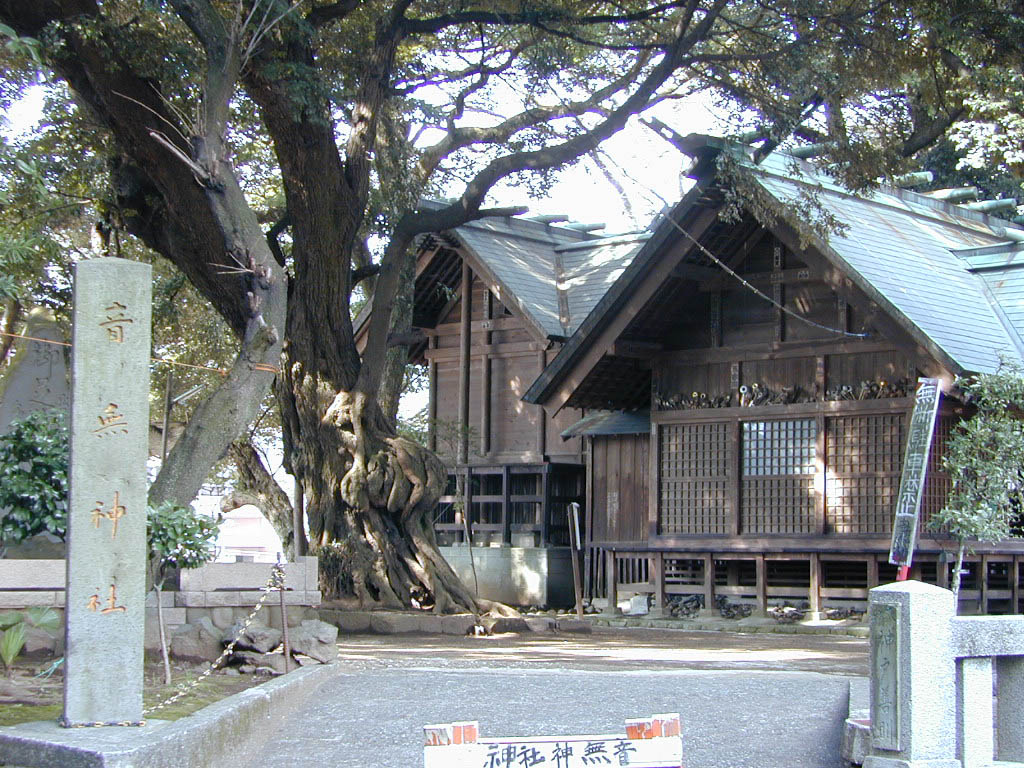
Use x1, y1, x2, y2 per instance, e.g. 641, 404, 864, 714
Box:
253, 626, 867, 768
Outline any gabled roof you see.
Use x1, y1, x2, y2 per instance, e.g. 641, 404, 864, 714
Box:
524, 135, 1024, 407
753, 151, 1023, 373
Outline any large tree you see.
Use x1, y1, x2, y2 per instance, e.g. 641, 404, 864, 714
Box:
0, 0, 987, 611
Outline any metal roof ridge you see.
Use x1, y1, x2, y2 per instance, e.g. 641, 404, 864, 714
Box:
755, 153, 1024, 238
554, 232, 651, 253
459, 213, 601, 245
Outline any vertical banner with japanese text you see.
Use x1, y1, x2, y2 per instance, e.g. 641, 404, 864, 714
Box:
62, 258, 151, 727
888, 378, 942, 569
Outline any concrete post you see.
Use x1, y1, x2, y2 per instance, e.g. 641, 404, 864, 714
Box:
863, 581, 959, 768
62, 258, 151, 727
997, 657, 1024, 761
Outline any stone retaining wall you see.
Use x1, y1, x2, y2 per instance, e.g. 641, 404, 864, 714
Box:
0, 556, 322, 656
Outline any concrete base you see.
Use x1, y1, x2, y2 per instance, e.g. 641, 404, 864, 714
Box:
440, 546, 575, 607
0, 664, 340, 768
862, 759, 961, 768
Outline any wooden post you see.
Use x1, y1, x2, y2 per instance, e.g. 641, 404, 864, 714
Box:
457, 262, 472, 465
650, 552, 665, 614
481, 291, 492, 456
568, 502, 584, 619
1014, 556, 1021, 615
981, 554, 990, 614
584, 438, 594, 600
501, 465, 511, 546
867, 556, 879, 589
937, 554, 950, 589
604, 549, 618, 614
536, 350, 547, 458
809, 553, 821, 617
703, 553, 716, 612
729, 418, 741, 536
755, 555, 767, 615
540, 465, 550, 547
428, 337, 438, 453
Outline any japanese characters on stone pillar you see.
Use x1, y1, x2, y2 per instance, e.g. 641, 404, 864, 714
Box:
62, 258, 151, 728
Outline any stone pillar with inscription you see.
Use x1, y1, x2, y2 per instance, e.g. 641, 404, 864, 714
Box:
62, 258, 151, 727
863, 581, 958, 768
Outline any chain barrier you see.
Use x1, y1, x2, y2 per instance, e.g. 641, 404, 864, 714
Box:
141, 562, 287, 720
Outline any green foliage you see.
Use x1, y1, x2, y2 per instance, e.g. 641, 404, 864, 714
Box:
146, 501, 220, 587
0, 606, 59, 676
0, 411, 68, 546
930, 362, 1024, 551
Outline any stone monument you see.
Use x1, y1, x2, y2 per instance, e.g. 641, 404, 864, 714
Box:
863, 581, 959, 768
0, 307, 70, 433
61, 258, 151, 727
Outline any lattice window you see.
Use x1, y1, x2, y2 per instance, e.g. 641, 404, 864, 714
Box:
742, 419, 816, 476
825, 414, 905, 534
659, 422, 730, 534
920, 415, 953, 534
740, 419, 817, 534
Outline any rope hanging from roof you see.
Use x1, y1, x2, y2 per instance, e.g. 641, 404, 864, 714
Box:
664, 214, 871, 339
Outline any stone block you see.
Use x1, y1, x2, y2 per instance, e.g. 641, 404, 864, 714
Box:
555, 618, 592, 634
370, 612, 424, 634
418, 615, 444, 634
288, 619, 338, 663
186, 607, 213, 624
170, 624, 222, 662
480, 615, 529, 634
144, 590, 175, 607
261, 605, 308, 630
303, 556, 319, 592
440, 614, 479, 635
180, 561, 308, 593
0, 591, 60, 608
205, 591, 245, 607
0, 559, 65, 590
232, 650, 290, 675
322, 609, 372, 633
226, 621, 281, 653
20, 627, 58, 656
176, 591, 206, 607
211, 607, 235, 630
525, 617, 556, 633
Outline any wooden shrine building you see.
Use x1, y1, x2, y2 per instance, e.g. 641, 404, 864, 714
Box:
382, 208, 650, 604
523, 135, 1024, 615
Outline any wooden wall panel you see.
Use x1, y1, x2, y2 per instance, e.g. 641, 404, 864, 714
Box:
826, 350, 909, 390
435, 359, 483, 458
489, 354, 539, 456
784, 283, 838, 342
590, 434, 648, 543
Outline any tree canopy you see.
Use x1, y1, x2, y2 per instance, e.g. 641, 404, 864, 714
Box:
2, 0, 1023, 610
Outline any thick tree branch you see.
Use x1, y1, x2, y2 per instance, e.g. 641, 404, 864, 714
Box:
399, 1, 694, 36
307, 0, 360, 27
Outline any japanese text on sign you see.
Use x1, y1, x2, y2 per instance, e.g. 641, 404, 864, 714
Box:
91, 492, 127, 540
482, 740, 639, 768
888, 378, 942, 567
99, 302, 134, 343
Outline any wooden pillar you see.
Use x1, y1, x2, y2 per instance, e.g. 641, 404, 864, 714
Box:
428, 336, 438, 453
650, 552, 665, 613
809, 553, 821, 617
604, 549, 618, 614
710, 292, 722, 347
540, 465, 550, 547
772, 243, 784, 343
1013, 556, 1021, 615
501, 465, 511, 546
867, 556, 879, 589
755, 555, 767, 615
981, 554, 990, 614
648, 421, 659, 541
584, 438, 594, 599
481, 292, 492, 456
729, 419, 741, 536
536, 350, 547, 458
815, 355, 827, 535
703, 553, 716, 611
457, 263, 472, 465
937, 554, 950, 589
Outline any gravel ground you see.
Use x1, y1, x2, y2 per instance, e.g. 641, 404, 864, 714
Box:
252, 626, 867, 768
